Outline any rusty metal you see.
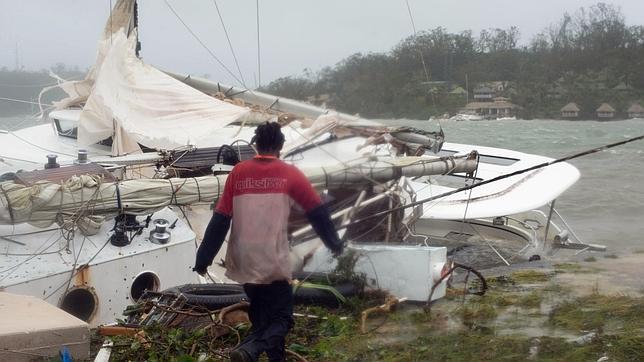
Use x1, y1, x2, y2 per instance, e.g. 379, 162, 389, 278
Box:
74, 264, 91, 286
14, 163, 116, 186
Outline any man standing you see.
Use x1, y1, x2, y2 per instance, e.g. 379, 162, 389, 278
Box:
193, 122, 343, 362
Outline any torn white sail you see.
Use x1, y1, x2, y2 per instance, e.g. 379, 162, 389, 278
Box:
47, 0, 137, 111
77, 29, 250, 155
52, 0, 250, 155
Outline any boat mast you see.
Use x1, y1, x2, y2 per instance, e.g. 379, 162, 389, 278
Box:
134, 0, 141, 57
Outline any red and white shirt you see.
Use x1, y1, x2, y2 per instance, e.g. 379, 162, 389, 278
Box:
216, 155, 321, 284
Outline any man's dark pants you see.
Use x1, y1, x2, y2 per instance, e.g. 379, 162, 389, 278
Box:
238, 280, 294, 361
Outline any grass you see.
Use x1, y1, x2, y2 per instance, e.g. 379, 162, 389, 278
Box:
455, 302, 498, 327
603, 254, 619, 259
321, 332, 644, 362
554, 262, 598, 274
510, 270, 553, 283
584, 256, 597, 262
104, 260, 644, 362
516, 291, 543, 308
549, 293, 644, 331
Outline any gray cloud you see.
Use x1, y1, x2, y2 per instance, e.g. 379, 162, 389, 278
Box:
2, 0, 644, 86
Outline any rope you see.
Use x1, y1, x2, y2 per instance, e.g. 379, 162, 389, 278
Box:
9, 132, 76, 157
44, 238, 110, 301
0, 96, 55, 108
0, 184, 15, 224
337, 133, 644, 232
193, 177, 202, 202
168, 179, 176, 205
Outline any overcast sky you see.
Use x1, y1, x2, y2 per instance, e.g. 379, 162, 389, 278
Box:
2, 0, 644, 87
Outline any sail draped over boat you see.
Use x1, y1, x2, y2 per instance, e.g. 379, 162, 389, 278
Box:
53, 0, 250, 155
48, 0, 137, 112
77, 29, 250, 155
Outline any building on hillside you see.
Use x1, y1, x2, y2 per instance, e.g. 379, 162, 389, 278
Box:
305, 94, 330, 107
560, 102, 580, 118
613, 82, 634, 93
627, 103, 644, 118
463, 97, 518, 118
548, 84, 566, 99
473, 86, 495, 102
449, 86, 468, 96
596, 103, 616, 119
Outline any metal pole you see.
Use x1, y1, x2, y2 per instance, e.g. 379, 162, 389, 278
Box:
543, 199, 556, 250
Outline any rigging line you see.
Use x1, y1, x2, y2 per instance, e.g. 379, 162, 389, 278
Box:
162, 0, 245, 87
0, 154, 41, 165
335, 133, 644, 232
256, 0, 261, 88
8, 132, 77, 157
0, 81, 64, 87
62, 235, 88, 299
405, 0, 430, 83
212, 0, 247, 88
44, 237, 110, 301
0, 233, 63, 279
451, 154, 511, 266
459, 154, 479, 233
0, 96, 55, 108
109, 0, 113, 44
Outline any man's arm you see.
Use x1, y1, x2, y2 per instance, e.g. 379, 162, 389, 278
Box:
194, 171, 234, 275
306, 204, 343, 256
193, 212, 231, 274
288, 165, 343, 255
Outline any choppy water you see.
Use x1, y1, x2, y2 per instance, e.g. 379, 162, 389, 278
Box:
385, 118, 644, 252
1, 116, 643, 251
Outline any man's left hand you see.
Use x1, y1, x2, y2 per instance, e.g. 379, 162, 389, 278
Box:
192, 265, 207, 275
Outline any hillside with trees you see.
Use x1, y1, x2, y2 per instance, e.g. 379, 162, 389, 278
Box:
261, 3, 644, 120
0, 64, 84, 116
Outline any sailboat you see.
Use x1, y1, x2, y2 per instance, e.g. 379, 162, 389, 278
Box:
0, 0, 598, 327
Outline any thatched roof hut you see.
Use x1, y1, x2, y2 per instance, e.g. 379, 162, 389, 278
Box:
596, 103, 616, 118
561, 102, 580, 112
596, 103, 616, 112
560, 102, 580, 118
627, 103, 644, 118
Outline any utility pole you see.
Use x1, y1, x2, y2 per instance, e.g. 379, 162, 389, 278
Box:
15, 42, 20, 70
465, 73, 469, 104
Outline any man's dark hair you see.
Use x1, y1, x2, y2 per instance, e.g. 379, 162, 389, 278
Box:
253, 122, 285, 153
